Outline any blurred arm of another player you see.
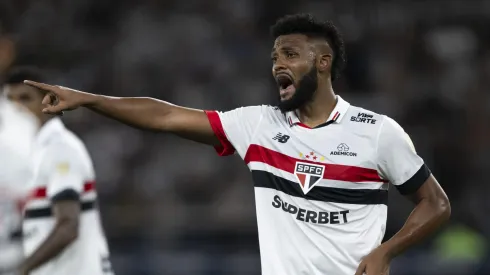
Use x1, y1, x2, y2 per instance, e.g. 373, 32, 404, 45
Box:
19, 201, 80, 275
23, 80, 220, 146
355, 118, 451, 275
18, 145, 85, 275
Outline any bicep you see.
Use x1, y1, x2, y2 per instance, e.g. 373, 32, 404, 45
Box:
52, 200, 80, 224
161, 106, 220, 146
405, 175, 449, 205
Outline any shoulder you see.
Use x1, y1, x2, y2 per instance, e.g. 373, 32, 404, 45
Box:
343, 105, 385, 125
39, 127, 90, 165
46, 128, 83, 150
345, 107, 414, 153
226, 104, 278, 114
341, 105, 388, 135
341, 105, 409, 141
218, 104, 283, 122
345, 105, 405, 128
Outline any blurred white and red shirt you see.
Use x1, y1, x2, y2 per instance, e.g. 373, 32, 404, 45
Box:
205, 96, 431, 275
22, 117, 113, 275
0, 99, 38, 274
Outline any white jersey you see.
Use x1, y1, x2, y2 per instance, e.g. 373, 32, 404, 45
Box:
0, 100, 38, 273
205, 96, 431, 275
22, 118, 113, 275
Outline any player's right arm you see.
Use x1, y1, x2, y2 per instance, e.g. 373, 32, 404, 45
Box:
23, 81, 219, 146
19, 201, 80, 275
18, 143, 86, 274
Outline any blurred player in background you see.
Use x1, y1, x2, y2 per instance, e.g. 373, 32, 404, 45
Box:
24, 14, 451, 275
3, 67, 113, 275
0, 96, 38, 275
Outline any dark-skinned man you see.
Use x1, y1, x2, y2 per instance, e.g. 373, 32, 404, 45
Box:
24, 14, 450, 275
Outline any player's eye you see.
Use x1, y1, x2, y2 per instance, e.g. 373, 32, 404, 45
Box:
286, 52, 297, 58
271, 56, 278, 63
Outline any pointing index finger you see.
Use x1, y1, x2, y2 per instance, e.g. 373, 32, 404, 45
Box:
23, 80, 57, 92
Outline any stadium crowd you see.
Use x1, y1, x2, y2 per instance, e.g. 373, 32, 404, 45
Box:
1, 0, 489, 274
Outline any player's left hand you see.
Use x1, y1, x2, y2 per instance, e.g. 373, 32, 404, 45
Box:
354, 247, 391, 275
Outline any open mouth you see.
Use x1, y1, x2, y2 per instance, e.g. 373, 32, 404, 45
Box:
276, 74, 293, 89
275, 73, 295, 97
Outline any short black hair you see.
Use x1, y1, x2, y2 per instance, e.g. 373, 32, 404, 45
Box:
270, 14, 346, 81
3, 66, 46, 85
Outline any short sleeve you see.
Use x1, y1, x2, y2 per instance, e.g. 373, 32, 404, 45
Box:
376, 117, 431, 195
205, 106, 266, 157
44, 144, 85, 202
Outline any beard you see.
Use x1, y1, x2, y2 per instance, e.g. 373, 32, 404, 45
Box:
277, 66, 318, 113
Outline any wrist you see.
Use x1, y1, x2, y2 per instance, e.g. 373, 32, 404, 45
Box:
378, 242, 397, 261
81, 93, 100, 107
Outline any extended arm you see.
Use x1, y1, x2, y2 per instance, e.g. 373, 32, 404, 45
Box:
20, 200, 80, 274
23, 81, 220, 146
86, 96, 219, 145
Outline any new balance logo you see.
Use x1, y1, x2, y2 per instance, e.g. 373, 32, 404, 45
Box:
330, 143, 357, 156
272, 133, 290, 143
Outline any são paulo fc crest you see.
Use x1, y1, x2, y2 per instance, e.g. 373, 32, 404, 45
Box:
294, 162, 325, 194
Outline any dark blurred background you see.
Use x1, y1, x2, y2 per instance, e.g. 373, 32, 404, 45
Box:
1, 0, 490, 274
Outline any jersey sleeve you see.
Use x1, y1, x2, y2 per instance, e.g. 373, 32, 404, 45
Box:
43, 144, 85, 202
376, 117, 431, 195
205, 106, 266, 157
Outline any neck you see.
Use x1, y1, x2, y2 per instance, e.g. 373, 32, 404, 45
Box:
38, 115, 54, 128
297, 81, 336, 127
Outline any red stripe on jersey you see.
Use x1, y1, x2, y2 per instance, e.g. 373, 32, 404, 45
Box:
332, 111, 340, 121
30, 181, 96, 200
84, 181, 95, 193
297, 123, 311, 129
244, 144, 387, 183
205, 110, 235, 156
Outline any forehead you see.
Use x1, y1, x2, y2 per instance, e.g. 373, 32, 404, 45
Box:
273, 34, 310, 51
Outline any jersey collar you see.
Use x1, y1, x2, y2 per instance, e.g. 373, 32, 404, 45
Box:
36, 117, 65, 145
285, 95, 351, 127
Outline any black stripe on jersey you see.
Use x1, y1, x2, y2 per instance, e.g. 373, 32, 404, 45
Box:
24, 200, 96, 219
313, 120, 335, 129
252, 170, 388, 205
51, 189, 80, 202
395, 164, 431, 195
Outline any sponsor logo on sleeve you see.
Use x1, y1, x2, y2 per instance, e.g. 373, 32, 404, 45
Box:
351, 112, 377, 124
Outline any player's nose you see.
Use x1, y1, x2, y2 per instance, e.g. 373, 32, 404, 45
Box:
272, 62, 288, 75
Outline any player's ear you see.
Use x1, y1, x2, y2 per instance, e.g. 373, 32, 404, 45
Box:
317, 53, 332, 73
